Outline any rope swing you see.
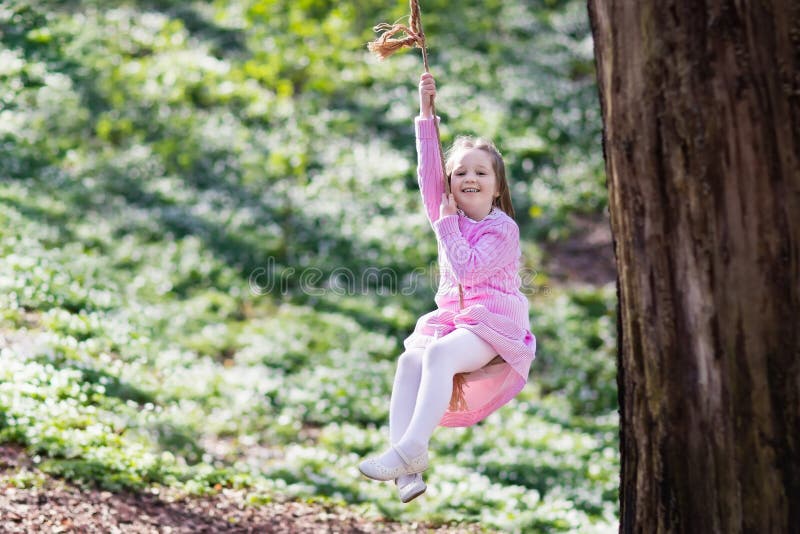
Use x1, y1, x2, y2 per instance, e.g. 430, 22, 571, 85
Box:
367, 0, 451, 195
367, 1, 476, 412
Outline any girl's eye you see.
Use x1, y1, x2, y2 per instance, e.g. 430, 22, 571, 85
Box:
478, 172, 486, 175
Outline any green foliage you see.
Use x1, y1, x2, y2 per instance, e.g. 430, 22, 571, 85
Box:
0, 0, 616, 531
1, 467, 48, 489
534, 287, 618, 415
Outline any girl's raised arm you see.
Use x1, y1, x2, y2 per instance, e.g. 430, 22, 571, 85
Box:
416, 73, 445, 228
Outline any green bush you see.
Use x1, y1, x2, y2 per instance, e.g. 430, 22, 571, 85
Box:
0, 0, 617, 531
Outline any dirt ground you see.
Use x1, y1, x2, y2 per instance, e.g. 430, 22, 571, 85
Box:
541, 211, 616, 287
0, 445, 488, 533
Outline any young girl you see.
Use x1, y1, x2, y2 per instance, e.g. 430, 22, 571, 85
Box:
358, 72, 537, 503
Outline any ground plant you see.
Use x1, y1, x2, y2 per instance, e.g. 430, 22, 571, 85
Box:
0, 1, 617, 531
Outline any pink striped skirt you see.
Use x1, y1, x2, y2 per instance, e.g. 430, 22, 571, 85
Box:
402, 304, 537, 427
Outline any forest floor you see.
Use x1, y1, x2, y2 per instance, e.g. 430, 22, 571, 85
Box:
542, 211, 616, 287
0, 214, 613, 533
0, 445, 487, 533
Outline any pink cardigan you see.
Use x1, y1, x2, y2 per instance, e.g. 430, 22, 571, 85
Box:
403, 117, 537, 427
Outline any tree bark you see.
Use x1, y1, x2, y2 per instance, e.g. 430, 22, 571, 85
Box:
587, 1, 800, 532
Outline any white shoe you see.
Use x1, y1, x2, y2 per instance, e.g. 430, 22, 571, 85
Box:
396, 473, 426, 503
358, 444, 429, 481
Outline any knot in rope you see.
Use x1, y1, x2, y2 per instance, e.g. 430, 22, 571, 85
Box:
367, 0, 426, 60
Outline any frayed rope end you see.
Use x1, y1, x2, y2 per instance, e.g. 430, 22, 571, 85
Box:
366, 22, 422, 60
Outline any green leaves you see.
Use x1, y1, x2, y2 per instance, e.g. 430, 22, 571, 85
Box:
0, 0, 617, 530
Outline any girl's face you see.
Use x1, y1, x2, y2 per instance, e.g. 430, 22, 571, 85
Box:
449, 148, 500, 218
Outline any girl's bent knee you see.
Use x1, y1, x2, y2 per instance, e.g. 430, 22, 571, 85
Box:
421, 343, 456, 374
397, 349, 423, 372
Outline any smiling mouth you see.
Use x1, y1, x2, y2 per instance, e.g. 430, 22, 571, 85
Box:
462, 188, 480, 193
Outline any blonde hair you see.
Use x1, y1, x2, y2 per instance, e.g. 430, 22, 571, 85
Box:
444, 136, 516, 219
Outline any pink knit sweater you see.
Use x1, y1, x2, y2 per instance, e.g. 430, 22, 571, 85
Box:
403, 116, 537, 427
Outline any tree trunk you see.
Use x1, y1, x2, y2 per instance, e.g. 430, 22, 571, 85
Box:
586, 1, 800, 532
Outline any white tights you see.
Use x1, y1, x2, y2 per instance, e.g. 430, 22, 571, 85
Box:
385, 328, 498, 485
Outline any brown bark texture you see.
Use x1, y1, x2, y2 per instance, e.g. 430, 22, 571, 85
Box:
587, 1, 800, 532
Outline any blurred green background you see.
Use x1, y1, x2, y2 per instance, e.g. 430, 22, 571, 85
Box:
0, 0, 617, 531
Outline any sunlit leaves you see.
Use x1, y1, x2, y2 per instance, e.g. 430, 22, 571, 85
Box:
0, 0, 616, 530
